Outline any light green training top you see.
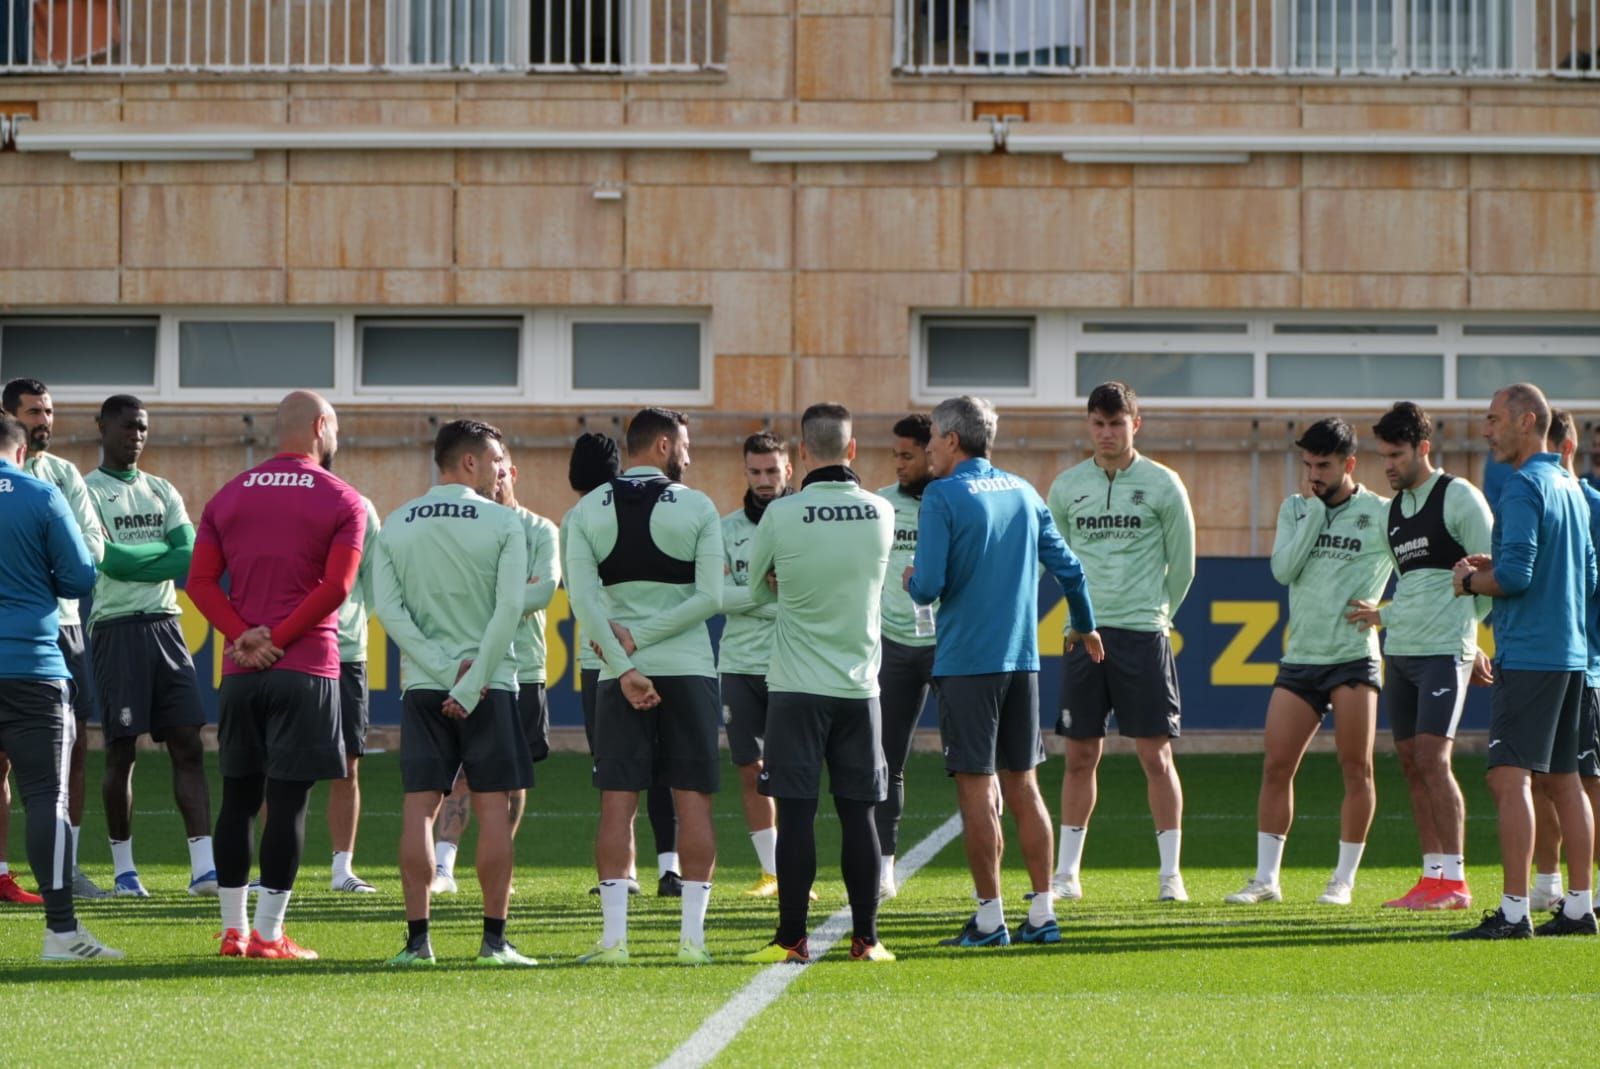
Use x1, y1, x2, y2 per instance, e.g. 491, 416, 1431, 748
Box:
564, 466, 724, 681
717, 505, 777, 676
83, 467, 189, 624
336, 496, 382, 664
1378, 470, 1494, 659
1047, 454, 1196, 633
559, 505, 605, 673
511, 505, 561, 684
25, 452, 105, 628
1271, 485, 1395, 665
877, 483, 936, 648
372, 483, 528, 712
749, 477, 894, 700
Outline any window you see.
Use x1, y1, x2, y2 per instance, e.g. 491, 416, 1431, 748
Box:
911, 312, 1600, 408
1077, 352, 1253, 398
359, 319, 521, 389
923, 318, 1033, 391
1290, 0, 1516, 71
568, 320, 706, 398
2, 308, 710, 406
0, 319, 158, 388
178, 321, 337, 389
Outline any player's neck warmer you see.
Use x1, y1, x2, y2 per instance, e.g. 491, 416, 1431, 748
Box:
801, 465, 861, 489
742, 486, 792, 524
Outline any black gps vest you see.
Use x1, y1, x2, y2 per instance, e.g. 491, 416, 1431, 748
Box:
1387, 473, 1467, 574
597, 475, 696, 586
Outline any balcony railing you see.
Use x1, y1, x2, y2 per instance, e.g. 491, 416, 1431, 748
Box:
0, 0, 724, 71
894, 0, 1599, 75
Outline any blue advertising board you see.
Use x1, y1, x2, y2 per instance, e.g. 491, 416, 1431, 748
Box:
167, 557, 1491, 732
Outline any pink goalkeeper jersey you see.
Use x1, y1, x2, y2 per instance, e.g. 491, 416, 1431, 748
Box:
195, 453, 366, 679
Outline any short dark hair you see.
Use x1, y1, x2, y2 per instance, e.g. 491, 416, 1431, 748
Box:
892, 413, 932, 447
801, 402, 852, 461
625, 407, 688, 457
2, 378, 48, 415
1371, 402, 1433, 449
1295, 417, 1357, 458
433, 419, 504, 470
99, 394, 146, 422
0, 412, 26, 453
569, 432, 620, 494
743, 431, 787, 458
1550, 407, 1577, 451
1087, 381, 1138, 419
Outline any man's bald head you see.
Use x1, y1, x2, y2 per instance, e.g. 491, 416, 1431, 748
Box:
275, 390, 339, 469
1496, 382, 1551, 439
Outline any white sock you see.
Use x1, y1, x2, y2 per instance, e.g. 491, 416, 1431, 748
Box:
1027, 890, 1055, 927
1563, 888, 1594, 920
599, 880, 630, 948
750, 827, 778, 876
435, 841, 458, 877
110, 838, 135, 876
1534, 871, 1563, 898
1255, 832, 1286, 886
1442, 854, 1465, 882
1156, 829, 1181, 878
657, 851, 680, 878
188, 836, 215, 880
680, 881, 712, 948
70, 825, 81, 868
976, 896, 1005, 932
1500, 893, 1529, 924
1422, 852, 1445, 879
331, 850, 354, 882
880, 854, 896, 884
253, 887, 292, 942
219, 886, 249, 933
1056, 825, 1087, 877
1332, 841, 1365, 886
0, 861, 9, 876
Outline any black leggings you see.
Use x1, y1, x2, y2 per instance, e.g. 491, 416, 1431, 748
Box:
774, 795, 881, 945
214, 775, 314, 890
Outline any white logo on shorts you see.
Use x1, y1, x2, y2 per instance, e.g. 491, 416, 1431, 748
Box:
1488, 739, 1502, 748
118, 707, 132, 727
1430, 688, 1451, 698
722, 705, 733, 725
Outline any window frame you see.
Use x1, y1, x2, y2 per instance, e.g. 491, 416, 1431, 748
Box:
4, 306, 713, 407
911, 310, 1600, 410
354, 315, 527, 397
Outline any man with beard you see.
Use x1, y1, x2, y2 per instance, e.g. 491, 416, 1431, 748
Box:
83, 395, 215, 898
1226, 418, 1392, 907
566, 407, 724, 964
718, 431, 792, 898
1, 378, 106, 902
1345, 402, 1492, 911
375, 419, 534, 965
188, 390, 366, 960
875, 414, 937, 900
427, 449, 560, 894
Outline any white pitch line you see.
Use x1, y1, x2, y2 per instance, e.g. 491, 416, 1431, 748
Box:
656, 812, 965, 1069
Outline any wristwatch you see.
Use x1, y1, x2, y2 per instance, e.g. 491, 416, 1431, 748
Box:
1462, 571, 1475, 595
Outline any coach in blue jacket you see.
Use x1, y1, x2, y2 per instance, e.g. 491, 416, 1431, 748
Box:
907, 395, 1101, 948
0, 413, 123, 961
1450, 383, 1598, 941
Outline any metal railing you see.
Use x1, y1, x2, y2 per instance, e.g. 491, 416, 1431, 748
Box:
0, 0, 724, 71
895, 0, 1600, 76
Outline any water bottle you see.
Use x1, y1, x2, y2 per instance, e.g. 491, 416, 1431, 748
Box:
914, 602, 936, 638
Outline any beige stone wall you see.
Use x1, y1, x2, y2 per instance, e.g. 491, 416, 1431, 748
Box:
3, 72, 1598, 551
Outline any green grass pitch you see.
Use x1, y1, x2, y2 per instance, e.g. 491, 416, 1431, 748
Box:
1, 750, 1595, 1066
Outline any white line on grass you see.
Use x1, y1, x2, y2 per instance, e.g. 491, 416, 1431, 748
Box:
656, 812, 965, 1069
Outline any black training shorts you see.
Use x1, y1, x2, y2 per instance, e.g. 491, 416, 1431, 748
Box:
1058, 627, 1181, 740
218, 670, 347, 782
592, 674, 721, 794
936, 671, 1044, 776
92, 614, 206, 743
721, 672, 769, 768
401, 688, 533, 794
760, 691, 887, 803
